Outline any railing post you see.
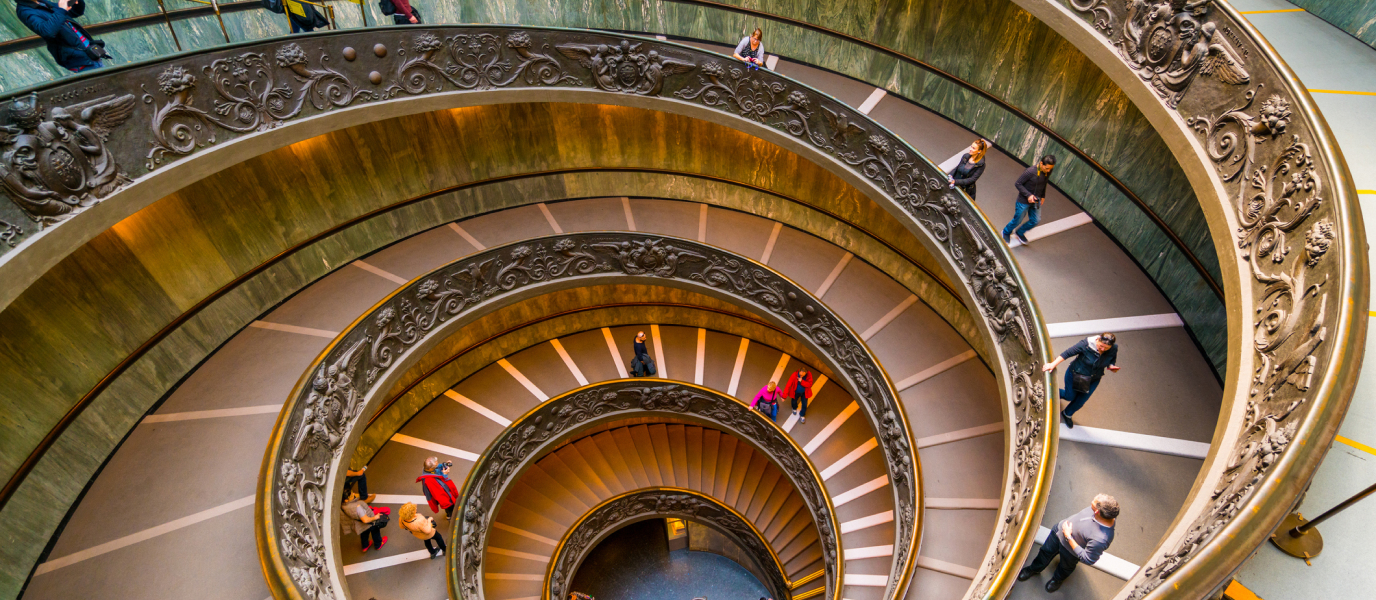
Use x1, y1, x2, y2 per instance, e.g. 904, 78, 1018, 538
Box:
155, 0, 182, 51
1270, 480, 1376, 562
209, 0, 231, 43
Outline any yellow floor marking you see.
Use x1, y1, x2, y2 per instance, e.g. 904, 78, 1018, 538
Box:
1239, 8, 1303, 14
1308, 89, 1376, 96
1225, 580, 1264, 600
1357, 190, 1376, 195
1336, 435, 1376, 457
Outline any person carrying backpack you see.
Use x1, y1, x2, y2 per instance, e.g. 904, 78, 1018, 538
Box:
15, 0, 110, 73
784, 368, 814, 423
418, 456, 460, 520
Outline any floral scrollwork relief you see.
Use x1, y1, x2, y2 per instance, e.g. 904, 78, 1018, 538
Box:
144, 43, 374, 168
267, 234, 915, 600
1064, 2, 1353, 599
460, 382, 836, 600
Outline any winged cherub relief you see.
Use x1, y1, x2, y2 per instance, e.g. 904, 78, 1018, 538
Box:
0, 92, 137, 225
1114, 0, 1249, 107
555, 39, 694, 96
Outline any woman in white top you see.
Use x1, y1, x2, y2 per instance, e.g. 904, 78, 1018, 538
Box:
733, 28, 767, 69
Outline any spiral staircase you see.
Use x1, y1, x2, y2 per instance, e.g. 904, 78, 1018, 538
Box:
0, 3, 1368, 600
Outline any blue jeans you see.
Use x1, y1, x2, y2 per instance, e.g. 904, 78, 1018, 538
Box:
1061, 368, 1101, 417
1002, 202, 1041, 239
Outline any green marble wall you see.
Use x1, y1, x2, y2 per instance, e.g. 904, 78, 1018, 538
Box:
0, 0, 1226, 373
352, 287, 836, 466
1289, 0, 1376, 49
0, 103, 978, 598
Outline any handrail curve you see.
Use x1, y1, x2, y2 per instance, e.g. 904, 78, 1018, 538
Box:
2, 25, 1053, 600
547, 487, 792, 600
256, 232, 921, 600
1011, 1, 1369, 598
458, 380, 828, 600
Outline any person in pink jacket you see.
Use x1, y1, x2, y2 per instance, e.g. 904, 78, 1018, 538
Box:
784, 369, 815, 423
751, 381, 782, 422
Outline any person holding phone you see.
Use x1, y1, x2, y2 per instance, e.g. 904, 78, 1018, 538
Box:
16, 0, 110, 72
733, 28, 768, 69
1002, 155, 1056, 245
418, 457, 460, 520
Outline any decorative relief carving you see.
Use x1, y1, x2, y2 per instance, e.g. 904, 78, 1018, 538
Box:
10, 27, 1047, 600
556, 39, 694, 95
144, 43, 373, 167
456, 382, 837, 600
0, 92, 135, 225
1063, 3, 1351, 599
383, 32, 579, 98
548, 489, 790, 600
972, 360, 1046, 597
0, 219, 20, 246
1073, 0, 1249, 107
268, 235, 887, 600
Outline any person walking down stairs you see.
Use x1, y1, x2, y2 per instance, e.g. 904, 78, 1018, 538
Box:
784, 368, 814, 424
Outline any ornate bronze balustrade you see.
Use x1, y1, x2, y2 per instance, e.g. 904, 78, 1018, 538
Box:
548, 487, 791, 600
257, 232, 918, 600
0, 25, 1052, 600
1003, 1, 1368, 599
467, 382, 820, 600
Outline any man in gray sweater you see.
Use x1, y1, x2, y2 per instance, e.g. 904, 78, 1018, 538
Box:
1018, 494, 1119, 592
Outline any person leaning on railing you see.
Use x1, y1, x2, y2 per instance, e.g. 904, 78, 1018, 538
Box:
732, 27, 768, 70
380, 0, 419, 24
15, 0, 110, 72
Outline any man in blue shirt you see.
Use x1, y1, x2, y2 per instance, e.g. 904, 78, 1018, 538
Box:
1018, 494, 1119, 592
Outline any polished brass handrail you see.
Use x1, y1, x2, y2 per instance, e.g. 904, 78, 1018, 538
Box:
256, 232, 921, 600
1013, 1, 1369, 599
0, 26, 1049, 600
0, 166, 962, 517
0, 0, 1222, 307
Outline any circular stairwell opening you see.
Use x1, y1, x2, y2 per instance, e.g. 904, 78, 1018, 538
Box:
569, 518, 772, 600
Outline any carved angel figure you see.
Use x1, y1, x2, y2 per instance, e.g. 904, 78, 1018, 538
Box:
1151, 21, 1249, 107
821, 106, 865, 146
0, 92, 136, 225
556, 40, 693, 95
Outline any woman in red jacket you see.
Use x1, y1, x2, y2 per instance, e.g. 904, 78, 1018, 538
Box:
784, 368, 814, 423
418, 456, 459, 519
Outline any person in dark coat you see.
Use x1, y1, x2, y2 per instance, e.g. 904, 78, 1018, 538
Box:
1042, 332, 1120, 428
15, 0, 109, 72
946, 139, 989, 200
1002, 155, 1056, 245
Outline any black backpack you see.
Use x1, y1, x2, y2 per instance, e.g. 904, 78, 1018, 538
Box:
378, 0, 395, 15
261, 0, 284, 14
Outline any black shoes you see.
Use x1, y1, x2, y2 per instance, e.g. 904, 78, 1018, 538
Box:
1061, 411, 1075, 429
1016, 232, 1030, 244
1017, 568, 1035, 582
1002, 231, 1012, 244
1045, 578, 1063, 593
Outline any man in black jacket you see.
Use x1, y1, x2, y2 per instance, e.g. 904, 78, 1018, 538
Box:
1042, 332, 1120, 428
1002, 155, 1056, 245
16, 0, 109, 72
